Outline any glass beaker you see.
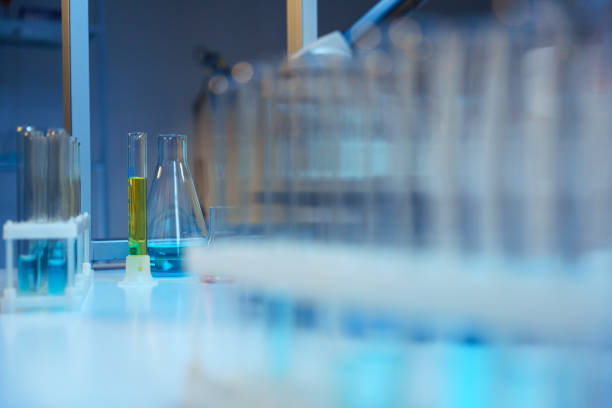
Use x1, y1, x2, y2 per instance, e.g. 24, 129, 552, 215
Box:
148, 134, 208, 276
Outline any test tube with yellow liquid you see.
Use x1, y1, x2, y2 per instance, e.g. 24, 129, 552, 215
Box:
122, 132, 154, 284
128, 130, 147, 256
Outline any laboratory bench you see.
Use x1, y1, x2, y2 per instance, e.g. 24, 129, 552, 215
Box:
1, 269, 612, 407
0, 271, 199, 407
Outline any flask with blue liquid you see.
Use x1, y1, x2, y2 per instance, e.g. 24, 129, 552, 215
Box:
147, 134, 207, 276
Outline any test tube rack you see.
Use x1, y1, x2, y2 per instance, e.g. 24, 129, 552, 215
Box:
1, 213, 92, 312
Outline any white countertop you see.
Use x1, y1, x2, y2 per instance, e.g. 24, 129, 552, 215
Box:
0, 272, 203, 407
2, 271, 612, 407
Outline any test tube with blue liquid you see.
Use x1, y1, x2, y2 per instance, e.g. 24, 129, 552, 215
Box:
46, 240, 67, 295
46, 130, 72, 294
17, 249, 37, 293
17, 240, 59, 295
17, 130, 49, 294
15, 129, 77, 295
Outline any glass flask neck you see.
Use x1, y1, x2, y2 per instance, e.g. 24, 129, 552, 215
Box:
158, 134, 187, 162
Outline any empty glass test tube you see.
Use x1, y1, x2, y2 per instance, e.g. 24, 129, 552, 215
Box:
128, 132, 147, 255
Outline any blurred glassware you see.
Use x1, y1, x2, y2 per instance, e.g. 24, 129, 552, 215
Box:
184, 8, 612, 408
207, 206, 263, 246
192, 12, 612, 260
208, 206, 236, 246
147, 134, 207, 276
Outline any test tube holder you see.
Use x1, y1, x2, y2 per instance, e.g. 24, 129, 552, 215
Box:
1, 213, 92, 312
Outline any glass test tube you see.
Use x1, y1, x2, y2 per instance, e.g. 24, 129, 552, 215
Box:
73, 139, 81, 216
128, 132, 147, 255
16, 126, 35, 222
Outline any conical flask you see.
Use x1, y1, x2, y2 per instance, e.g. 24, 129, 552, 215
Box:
148, 134, 208, 275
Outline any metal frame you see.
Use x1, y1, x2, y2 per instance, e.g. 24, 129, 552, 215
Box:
61, 0, 91, 217
61, 1, 320, 262
62, 0, 102, 260
286, 0, 318, 55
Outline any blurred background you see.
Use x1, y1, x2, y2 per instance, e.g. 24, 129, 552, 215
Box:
0, 0, 506, 266
3, 0, 612, 260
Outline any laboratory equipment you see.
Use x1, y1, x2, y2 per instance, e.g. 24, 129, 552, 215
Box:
15, 125, 35, 222
127, 132, 147, 256
71, 137, 81, 216
147, 134, 207, 276
291, 0, 427, 60
122, 132, 154, 285
17, 253, 37, 293
184, 10, 612, 406
17, 130, 49, 294
47, 257, 67, 295
2, 214, 92, 310
46, 128, 73, 221
27, 130, 49, 222
3, 125, 90, 308
207, 206, 246, 246
46, 129, 60, 220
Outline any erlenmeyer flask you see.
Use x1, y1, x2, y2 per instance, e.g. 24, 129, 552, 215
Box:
148, 134, 208, 276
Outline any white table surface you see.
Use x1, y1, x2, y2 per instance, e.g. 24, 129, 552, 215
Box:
0, 271, 205, 407
2, 271, 612, 408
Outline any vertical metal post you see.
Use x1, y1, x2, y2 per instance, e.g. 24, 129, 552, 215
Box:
62, 0, 91, 217
286, 0, 318, 55
61, 0, 71, 133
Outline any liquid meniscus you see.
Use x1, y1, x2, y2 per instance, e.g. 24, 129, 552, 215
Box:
128, 176, 147, 255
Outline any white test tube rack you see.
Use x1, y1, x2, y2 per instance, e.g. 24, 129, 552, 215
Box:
2, 213, 92, 311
